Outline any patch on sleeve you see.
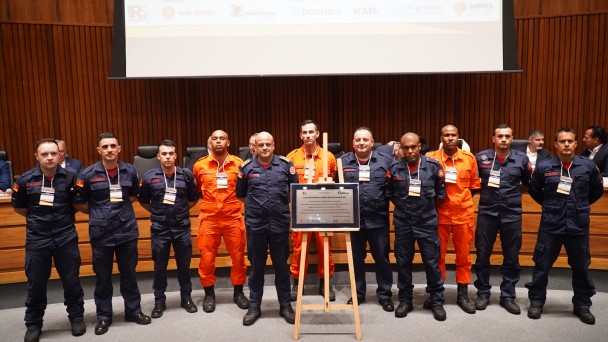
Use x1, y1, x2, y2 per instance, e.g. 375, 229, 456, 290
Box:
75, 179, 84, 187
290, 166, 296, 175
12, 183, 19, 192
438, 169, 444, 178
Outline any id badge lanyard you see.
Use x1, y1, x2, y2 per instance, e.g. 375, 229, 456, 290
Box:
163, 168, 177, 205
304, 147, 319, 183
356, 153, 372, 182
557, 162, 573, 195
488, 152, 509, 188
407, 158, 421, 197
441, 151, 458, 184
216, 158, 229, 189
39, 176, 55, 206
105, 167, 123, 202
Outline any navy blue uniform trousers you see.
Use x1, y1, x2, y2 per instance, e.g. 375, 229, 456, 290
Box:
151, 232, 192, 303
247, 230, 291, 309
350, 221, 392, 301
474, 214, 522, 300
25, 237, 84, 329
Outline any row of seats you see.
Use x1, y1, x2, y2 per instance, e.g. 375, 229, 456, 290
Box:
131, 142, 362, 178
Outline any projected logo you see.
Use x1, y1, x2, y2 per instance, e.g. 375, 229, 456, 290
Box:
231, 4, 244, 17
128, 5, 148, 21
454, 2, 468, 15
454, 1, 497, 15
162, 7, 176, 20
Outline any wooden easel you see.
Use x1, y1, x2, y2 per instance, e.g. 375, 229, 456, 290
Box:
293, 133, 362, 340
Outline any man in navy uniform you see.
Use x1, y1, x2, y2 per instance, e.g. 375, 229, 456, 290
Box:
389, 132, 447, 321
56, 139, 83, 176
75, 132, 151, 335
13, 139, 86, 342
526, 127, 604, 324
473, 124, 531, 314
339, 127, 394, 311
139, 140, 199, 318
236, 131, 299, 326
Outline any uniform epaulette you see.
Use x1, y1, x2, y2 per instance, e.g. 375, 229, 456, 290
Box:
241, 158, 252, 167
461, 150, 476, 159
80, 164, 96, 177
20, 168, 35, 177
278, 155, 291, 163
426, 157, 441, 166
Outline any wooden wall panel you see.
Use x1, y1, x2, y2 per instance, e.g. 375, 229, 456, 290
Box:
1, 2, 608, 177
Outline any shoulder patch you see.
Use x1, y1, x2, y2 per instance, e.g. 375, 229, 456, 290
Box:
279, 155, 290, 163
426, 158, 440, 166
242, 159, 252, 167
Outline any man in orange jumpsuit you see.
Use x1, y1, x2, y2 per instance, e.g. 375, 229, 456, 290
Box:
193, 130, 249, 313
426, 125, 481, 314
287, 119, 337, 301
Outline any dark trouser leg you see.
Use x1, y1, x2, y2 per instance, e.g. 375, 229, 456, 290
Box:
474, 214, 498, 298
173, 233, 193, 301
151, 237, 171, 304
24, 248, 53, 329
247, 231, 268, 309
394, 226, 415, 302
269, 231, 291, 307
564, 234, 596, 309
367, 226, 393, 301
350, 228, 368, 299
92, 244, 115, 320
525, 232, 562, 306
115, 239, 142, 316
53, 238, 85, 322
498, 221, 522, 300
417, 233, 445, 306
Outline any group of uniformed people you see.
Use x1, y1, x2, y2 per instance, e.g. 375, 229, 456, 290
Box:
11, 121, 605, 341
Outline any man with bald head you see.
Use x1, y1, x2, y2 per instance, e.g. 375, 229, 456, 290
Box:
193, 130, 249, 313
426, 125, 481, 314
237, 132, 300, 326
339, 127, 394, 311
390, 133, 447, 320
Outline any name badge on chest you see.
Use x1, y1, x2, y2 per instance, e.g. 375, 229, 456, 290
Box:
216, 172, 228, 189
556, 176, 572, 195
39, 187, 55, 206
304, 164, 315, 181
408, 179, 421, 197
445, 167, 458, 183
488, 170, 501, 188
110, 184, 123, 202
358, 165, 370, 182
163, 187, 177, 205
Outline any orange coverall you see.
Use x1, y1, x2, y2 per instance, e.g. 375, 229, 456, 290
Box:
193, 154, 247, 288
286, 146, 337, 280
426, 148, 481, 285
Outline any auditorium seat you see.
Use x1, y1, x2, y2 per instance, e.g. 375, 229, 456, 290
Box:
133, 145, 160, 178
183, 146, 208, 170
511, 139, 529, 152
372, 142, 383, 150
327, 141, 344, 158
238, 146, 250, 160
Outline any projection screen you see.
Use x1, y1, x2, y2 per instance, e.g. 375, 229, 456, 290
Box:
111, 0, 518, 78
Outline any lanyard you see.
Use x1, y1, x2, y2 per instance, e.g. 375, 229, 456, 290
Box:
560, 161, 572, 178
163, 167, 177, 191
407, 158, 421, 180
42, 175, 54, 189
440, 149, 457, 169
216, 157, 228, 174
105, 167, 120, 185
491, 152, 510, 173
356, 152, 372, 166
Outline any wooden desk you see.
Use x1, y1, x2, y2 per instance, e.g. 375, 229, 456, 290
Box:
1, 192, 607, 284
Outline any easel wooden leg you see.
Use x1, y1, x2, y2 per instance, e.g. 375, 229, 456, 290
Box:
293, 233, 308, 340
323, 232, 330, 312
345, 233, 362, 340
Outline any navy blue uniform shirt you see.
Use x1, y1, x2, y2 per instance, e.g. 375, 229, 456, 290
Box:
388, 156, 446, 228
529, 156, 604, 235
75, 160, 140, 245
12, 165, 77, 250
138, 166, 198, 236
236, 155, 299, 233
340, 150, 392, 229
476, 149, 531, 223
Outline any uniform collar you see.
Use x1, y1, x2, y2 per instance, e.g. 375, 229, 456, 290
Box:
441, 148, 462, 161
154, 166, 182, 175
32, 164, 65, 177
94, 160, 127, 172
252, 155, 279, 167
